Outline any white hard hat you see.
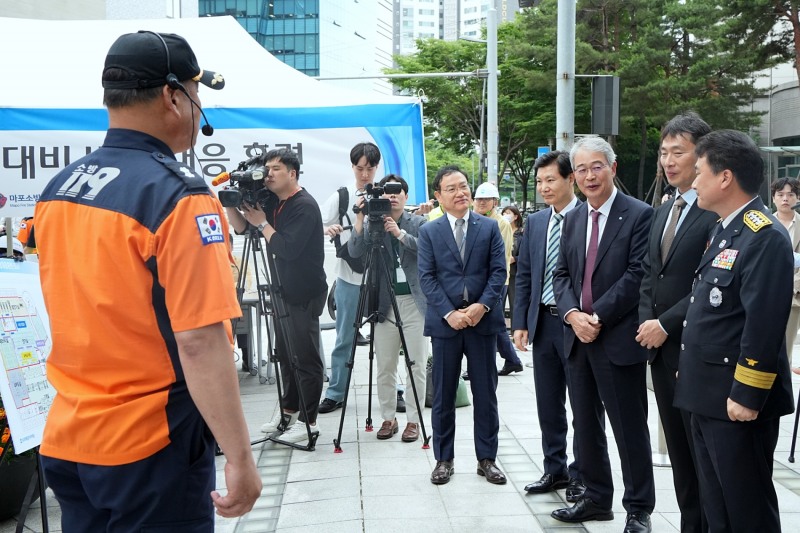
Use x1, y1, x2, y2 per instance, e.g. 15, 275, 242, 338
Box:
474, 182, 500, 199
0, 237, 24, 256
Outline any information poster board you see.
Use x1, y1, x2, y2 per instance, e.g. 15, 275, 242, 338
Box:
0, 259, 53, 455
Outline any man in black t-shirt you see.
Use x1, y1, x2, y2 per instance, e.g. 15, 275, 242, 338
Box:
225, 148, 327, 445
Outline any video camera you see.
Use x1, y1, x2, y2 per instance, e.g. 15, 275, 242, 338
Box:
353, 182, 404, 238
218, 159, 275, 210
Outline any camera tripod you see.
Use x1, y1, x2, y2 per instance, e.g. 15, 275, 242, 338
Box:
332, 225, 430, 452
233, 226, 319, 451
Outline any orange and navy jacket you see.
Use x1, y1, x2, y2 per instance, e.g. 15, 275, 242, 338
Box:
35, 129, 240, 466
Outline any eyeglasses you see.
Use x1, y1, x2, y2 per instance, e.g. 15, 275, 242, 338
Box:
440, 184, 471, 195
574, 163, 610, 179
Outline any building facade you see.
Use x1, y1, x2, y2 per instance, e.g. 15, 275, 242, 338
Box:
200, 0, 393, 94
1, 0, 197, 19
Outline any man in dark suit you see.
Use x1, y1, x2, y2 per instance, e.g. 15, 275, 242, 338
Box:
512, 151, 584, 501
674, 130, 794, 532
636, 113, 717, 533
418, 165, 508, 486
551, 137, 655, 533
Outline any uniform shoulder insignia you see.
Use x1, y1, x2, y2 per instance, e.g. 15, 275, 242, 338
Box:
745, 358, 758, 367
743, 210, 772, 232
151, 152, 209, 192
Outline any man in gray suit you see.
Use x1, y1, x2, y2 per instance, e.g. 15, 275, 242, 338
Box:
349, 175, 427, 442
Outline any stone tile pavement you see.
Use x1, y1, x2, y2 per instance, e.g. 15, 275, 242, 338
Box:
5, 329, 800, 532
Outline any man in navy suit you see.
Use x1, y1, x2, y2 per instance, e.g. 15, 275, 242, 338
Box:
636, 113, 717, 533
418, 165, 508, 486
551, 137, 655, 533
512, 150, 584, 501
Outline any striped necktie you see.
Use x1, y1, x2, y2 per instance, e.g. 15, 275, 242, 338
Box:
540, 212, 563, 305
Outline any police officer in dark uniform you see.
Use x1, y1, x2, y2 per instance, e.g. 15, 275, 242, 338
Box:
675, 129, 795, 533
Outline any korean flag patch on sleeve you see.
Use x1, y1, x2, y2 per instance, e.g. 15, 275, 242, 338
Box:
195, 214, 225, 245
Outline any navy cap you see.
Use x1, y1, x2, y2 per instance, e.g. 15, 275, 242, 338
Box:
102, 31, 224, 91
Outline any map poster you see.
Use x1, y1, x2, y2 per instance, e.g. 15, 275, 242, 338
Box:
0, 259, 53, 455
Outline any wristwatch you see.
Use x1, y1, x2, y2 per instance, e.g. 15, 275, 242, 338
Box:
256, 222, 268, 232
398, 229, 408, 241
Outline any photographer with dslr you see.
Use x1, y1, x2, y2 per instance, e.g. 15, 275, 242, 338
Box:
225, 148, 328, 444
348, 175, 428, 441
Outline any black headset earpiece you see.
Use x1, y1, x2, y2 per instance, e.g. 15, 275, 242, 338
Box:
145, 31, 214, 137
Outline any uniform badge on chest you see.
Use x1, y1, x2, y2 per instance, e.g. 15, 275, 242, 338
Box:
709, 286, 723, 307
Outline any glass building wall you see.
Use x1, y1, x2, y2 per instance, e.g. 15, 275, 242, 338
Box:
199, 0, 320, 76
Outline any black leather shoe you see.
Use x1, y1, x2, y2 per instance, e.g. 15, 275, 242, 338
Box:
624, 511, 652, 533
356, 332, 369, 346
396, 391, 406, 413
498, 362, 524, 376
476, 459, 507, 484
551, 498, 614, 523
565, 478, 586, 503
524, 473, 569, 493
431, 460, 454, 485
318, 398, 342, 414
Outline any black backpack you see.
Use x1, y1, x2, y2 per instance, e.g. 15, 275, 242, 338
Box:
332, 187, 365, 274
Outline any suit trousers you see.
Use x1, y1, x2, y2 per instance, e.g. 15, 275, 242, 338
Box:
691, 414, 781, 533
568, 342, 655, 513
650, 351, 705, 533
276, 290, 326, 423
431, 330, 499, 462
531, 307, 580, 479
374, 294, 428, 424
496, 286, 522, 365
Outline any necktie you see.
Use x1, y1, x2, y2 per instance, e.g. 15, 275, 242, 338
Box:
581, 210, 600, 314
455, 218, 466, 260
541, 212, 564, 305
660, 196, 687, 260
455, 218, 468, 301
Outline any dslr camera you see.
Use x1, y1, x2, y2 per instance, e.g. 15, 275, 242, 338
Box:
218, 158, 276, 210
353, 182, 403, 237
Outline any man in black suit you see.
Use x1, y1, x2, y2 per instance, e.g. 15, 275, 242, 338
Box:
551, 137, 655, 533
418, 166, 508, 486
636, 113, 717, 533
675, 130, 794, 532
512, 151, 584, 501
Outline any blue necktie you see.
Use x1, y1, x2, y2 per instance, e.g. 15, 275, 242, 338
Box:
541, 212, 563, 305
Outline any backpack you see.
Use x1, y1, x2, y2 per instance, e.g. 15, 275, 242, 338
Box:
332, 186, 365, 274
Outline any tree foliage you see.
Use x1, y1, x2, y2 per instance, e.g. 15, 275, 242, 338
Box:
389, 0, 789, 205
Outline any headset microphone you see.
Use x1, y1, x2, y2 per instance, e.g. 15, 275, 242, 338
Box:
166, 74, 214, 136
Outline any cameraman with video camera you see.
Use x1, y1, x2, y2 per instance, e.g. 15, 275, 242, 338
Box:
225, 148, 327, 444
348, 175, 428, 441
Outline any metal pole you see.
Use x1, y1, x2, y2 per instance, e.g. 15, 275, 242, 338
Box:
555, 0, 576, 150
487, 6, 499, 184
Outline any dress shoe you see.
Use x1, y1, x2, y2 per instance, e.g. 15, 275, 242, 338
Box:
461, 370, 470, 381
401, 422, 419, 442
396, 390, 406, 413
524, 473, 569, 493
317, 398, 342, 414
356, 332, 370, 346
430, 460, 454, 485
565, 478, 586, 503
376, 419, 398, 440
624, 511, 652, 533
476, 459, 507, 484
551, 498, 614, 523
498, 362, 524, 376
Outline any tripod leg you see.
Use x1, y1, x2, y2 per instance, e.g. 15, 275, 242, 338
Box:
790, 386, 800, 462
365, 321, 376, 432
